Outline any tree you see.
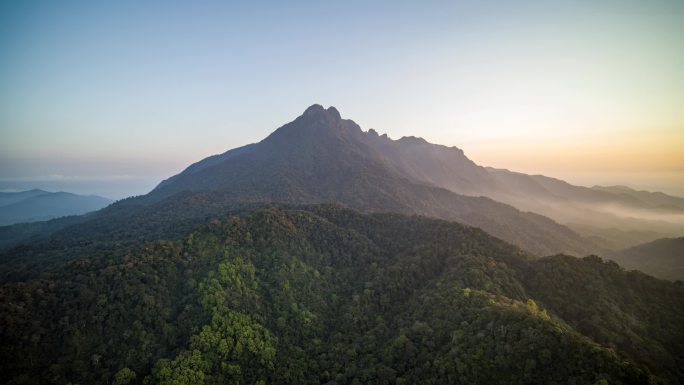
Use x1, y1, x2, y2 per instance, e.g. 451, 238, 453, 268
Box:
113, 368, 136, 385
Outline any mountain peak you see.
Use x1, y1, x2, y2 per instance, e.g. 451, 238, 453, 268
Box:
302, 104, 341, 121
261, 104, 358, 146
326, 106, 341, 120
303, 104, 325, 116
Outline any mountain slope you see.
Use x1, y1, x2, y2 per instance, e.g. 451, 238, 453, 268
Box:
144, 104, 598, 257
1, 205, 681, 385
0, 190, 112, 225
614, 236, 684, 281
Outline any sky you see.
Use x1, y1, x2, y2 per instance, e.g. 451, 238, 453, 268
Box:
1, 0, 683, 199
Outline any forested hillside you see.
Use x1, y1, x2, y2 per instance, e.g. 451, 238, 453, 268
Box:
2, 205, 681, 385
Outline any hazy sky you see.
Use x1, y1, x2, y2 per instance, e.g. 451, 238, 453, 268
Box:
1, 0, 683, 199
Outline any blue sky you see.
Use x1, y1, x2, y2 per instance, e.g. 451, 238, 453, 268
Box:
1, 0, 683, 199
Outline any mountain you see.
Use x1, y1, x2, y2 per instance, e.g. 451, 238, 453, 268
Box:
152, 105, 684, 251
1, 205, 682, 385
614, 236, 684, 281
1, 105, 683, 385
1, 105, 679, 262
144, 104, 599, 257
0, 190, 112, 226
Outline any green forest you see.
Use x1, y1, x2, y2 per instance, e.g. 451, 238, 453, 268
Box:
1, 205, 682, 385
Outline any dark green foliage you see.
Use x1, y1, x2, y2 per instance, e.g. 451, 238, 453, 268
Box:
113, 368, 136, 385
525, 254, 684, 381
147, 258, 276, 385
1, 206, 681, 384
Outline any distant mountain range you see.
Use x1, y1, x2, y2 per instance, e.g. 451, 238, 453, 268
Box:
0, 189, 111, 225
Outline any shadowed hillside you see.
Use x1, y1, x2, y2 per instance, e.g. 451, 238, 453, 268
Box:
614, 236, 684, 281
